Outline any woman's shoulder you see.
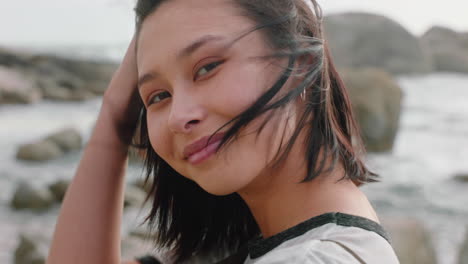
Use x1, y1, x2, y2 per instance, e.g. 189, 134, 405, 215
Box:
245, 233, 398, 264
243, 212, 400, 264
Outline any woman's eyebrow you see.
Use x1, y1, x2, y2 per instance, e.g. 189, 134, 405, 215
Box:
138, 34, 227, 89
138, 72, 159, 89
178, 34, 227, 59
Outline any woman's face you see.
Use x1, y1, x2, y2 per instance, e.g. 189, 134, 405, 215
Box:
137, 0, 299, 195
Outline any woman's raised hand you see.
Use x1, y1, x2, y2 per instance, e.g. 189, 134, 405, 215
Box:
47, 36, 143, 264
102, 35, 142, 145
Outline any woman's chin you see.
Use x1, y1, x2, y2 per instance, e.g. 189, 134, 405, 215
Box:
198, 182, 238, 196
194, 176, 248, 196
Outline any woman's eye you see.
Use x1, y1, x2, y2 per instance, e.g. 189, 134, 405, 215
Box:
194, 61, 223, 80
148, 91, 171, 106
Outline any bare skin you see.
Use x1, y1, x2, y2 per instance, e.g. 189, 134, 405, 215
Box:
135, 0, 380, 240
47, 37, 139, 264
232, 96, 380, 237
238, 141, 380, 238
236, 100, 380, 237
47, 1, 380, 263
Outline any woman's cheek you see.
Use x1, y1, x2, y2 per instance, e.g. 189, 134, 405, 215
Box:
213, 74, 264, 116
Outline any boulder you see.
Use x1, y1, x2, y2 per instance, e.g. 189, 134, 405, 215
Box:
129, 225, 159, 241
30, 54, 116, 86
45, 128, 82, 152
0, 46, 117, 104
14, 233, 48, 264
128, 146, 146, 165
0, 47, 31, 68
0, 66, 42, 104
36, 74, 95, 101
421, 26, 468, 73
323, 12, 432, 75
16, 128, 82, 162
16, 140, 63, 162
381, 217, 437, 264
340, 68, 402, 152
32, 58, 97, 101
11, 182, 55, 211
454, 173, 468, 183
124, 185, 147, 208
30, 54, 116, 97
459, 229, 468, 264
132, 177, 154, 195
48, 179, 70, 202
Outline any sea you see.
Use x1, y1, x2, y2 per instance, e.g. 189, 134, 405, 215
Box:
0, 46, 467, 264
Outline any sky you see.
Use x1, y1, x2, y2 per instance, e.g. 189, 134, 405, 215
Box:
0, 0, 467, 47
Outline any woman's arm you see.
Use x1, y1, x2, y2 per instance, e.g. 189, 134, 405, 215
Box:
47, 37, 140, 264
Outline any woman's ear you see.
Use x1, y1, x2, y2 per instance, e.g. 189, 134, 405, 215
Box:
295, 53, 315, 76
288, 53, 313, 93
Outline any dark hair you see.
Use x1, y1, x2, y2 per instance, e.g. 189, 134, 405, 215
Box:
132, 0, 379, 262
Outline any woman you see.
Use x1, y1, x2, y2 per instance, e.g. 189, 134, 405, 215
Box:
47, 0, 400, 263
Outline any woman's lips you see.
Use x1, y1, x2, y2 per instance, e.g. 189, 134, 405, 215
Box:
187, 140, 222, 165
183, 133, 225, 164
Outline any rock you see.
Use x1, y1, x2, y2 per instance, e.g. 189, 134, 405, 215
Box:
14, 233, 48, 264
459, 229, 468, 264
381, 217, 437, 264
46, 128, 82, 152
128, 146, 146, 165
129, 225, 158, 241
31, 54, 116, 82
36, 74, 95, 101
16, 140, 63, 162
421, 26, 468, 73
11, 182, 55, 211
340, 68, 402, 152
124, 185, 147, 208
0, 46, 117, 103
32, 60, 96, 101
16, 128, 82, 162
432, 51, 468, 73
30, 54, 116, 96
454, 173, 468, 183
132, 177, 154, 195
0, 66, 42, 104
324, 12, 432, 75
0, 47, 32, 68
48, 179, 70, 202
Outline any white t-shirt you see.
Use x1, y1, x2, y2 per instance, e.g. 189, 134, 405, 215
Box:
220, 212, 400, 264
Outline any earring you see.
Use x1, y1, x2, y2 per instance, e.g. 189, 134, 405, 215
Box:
301, 89, 307, 101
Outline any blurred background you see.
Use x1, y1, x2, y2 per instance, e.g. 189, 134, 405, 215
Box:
0, 0, 467, 264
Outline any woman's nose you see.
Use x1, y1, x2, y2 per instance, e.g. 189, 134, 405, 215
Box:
167, 93, 205, 134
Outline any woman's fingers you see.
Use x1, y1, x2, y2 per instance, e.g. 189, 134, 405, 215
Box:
102, 34, 143, 144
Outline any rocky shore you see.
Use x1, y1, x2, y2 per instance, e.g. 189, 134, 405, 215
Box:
0, 47, 117, 104
323, 12, 468, 75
